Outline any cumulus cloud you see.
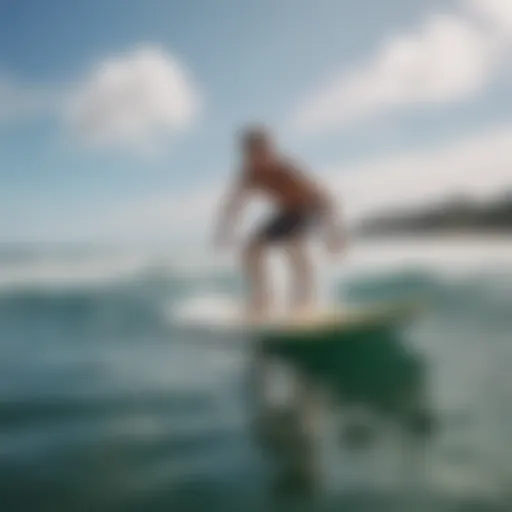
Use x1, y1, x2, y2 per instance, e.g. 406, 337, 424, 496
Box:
65, 45, 200, 150
467, 0, 512, 33
0, 45, 200, 152
291, 1, 512, 135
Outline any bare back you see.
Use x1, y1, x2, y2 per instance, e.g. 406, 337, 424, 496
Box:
242, 160, 322, 211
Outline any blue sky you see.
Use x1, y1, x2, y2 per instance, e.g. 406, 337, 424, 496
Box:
1, 0, 512, 244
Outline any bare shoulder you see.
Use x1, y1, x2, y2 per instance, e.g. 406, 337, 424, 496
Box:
277, 157, 307, 177
278, 157, 317, 184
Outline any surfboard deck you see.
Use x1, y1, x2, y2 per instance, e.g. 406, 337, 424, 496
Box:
251, 299, 425, 338
173, 296, 427, 349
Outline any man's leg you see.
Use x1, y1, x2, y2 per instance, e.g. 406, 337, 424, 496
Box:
242, 238, 271, 321
283, 237, 315, 315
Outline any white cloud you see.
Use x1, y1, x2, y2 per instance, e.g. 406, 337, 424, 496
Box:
65, 45, 200, 150
467, 0, 512, 33
0, 45, 200, 152
291, 1, 512, 135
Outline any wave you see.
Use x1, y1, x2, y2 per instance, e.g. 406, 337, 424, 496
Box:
1, 237, 511, 298
0, 246, 237, 294
0, 252, 155, 292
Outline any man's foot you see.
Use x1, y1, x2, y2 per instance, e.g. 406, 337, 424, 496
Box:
289, 304, 318, 326
244, 310, 269, 327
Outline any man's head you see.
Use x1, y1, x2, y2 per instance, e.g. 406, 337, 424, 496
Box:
240, 125, 275, 167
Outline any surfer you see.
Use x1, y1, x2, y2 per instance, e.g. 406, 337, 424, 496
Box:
214, 126, 344, 322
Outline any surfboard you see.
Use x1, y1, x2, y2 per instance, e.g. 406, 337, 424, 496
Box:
250, 299, 424, 335
174, 295, 425, 339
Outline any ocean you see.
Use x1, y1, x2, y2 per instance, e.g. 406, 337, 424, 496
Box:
1, 237, 511, 511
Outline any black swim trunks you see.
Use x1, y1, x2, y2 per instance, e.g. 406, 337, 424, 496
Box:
257, 206, 320, 243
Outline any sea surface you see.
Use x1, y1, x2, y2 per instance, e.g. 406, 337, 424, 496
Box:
1, 237, 512, 511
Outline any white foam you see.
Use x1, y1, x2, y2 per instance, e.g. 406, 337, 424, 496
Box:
0, 253, 150, 291
2, 236, 512, 293
170, 293, 242, 326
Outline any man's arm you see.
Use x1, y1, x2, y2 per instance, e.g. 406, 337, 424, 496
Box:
213, 173, 251, 247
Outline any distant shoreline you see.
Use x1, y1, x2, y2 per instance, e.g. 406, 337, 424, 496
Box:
354, 229, 512, 241
355, 193, 512, 239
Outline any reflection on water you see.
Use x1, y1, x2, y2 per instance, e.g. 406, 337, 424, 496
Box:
1, 241, 511, 511
251, 311, 434, 498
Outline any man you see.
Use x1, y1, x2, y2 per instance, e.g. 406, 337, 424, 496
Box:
214, 126, 343, 322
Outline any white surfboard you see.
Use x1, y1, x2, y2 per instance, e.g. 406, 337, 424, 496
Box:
171, 294, 425, 335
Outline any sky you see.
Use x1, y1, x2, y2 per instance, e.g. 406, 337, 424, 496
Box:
1, 0, 512, 245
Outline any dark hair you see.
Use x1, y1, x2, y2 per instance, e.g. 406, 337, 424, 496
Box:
240, 125, 271, 150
